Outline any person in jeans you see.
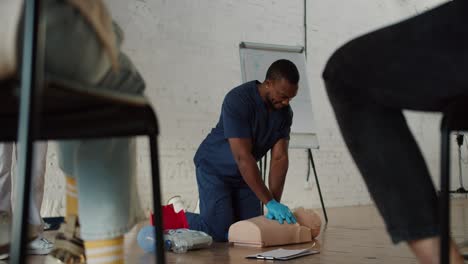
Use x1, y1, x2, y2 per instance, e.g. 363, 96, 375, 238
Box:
0, 0, 145, 263
323, 1, 467, 262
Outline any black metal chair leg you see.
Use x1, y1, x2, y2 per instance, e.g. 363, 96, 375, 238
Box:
11, 0, 43, 262
308, 149, 328, 223
149, 133, 165, 264
440, 120, 450, 264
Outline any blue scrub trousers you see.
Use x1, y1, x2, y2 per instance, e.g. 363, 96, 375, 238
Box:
186, 167, 261, 242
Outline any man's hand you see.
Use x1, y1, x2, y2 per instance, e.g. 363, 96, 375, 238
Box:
265, 199, 297, 224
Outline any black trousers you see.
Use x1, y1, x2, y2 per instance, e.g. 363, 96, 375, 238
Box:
323, 1, 468, 243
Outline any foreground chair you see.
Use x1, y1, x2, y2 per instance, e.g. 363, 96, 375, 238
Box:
1, 0, 165, 263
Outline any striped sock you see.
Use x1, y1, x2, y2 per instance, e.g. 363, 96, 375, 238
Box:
66, 176, 79, 218
85, 236, 124, 264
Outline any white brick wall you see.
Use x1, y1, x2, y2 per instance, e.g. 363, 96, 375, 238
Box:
40, 0, 468, 217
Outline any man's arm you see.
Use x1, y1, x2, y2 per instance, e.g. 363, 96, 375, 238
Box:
268, 138, 289, 202
228, 138, 273, 204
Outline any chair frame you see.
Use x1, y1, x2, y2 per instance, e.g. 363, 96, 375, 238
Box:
440, 97, 468, 264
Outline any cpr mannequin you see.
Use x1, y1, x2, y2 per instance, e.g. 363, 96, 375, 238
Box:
228, 207, 321, 247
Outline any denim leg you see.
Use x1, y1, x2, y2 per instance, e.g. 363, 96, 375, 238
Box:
45, 0, 146, 240
57, 138, 143, 240
186, 167, 234, 242
43, 0, 111, 86
56, 141, 77, 179
323, 1, 468, 243
43, 0, 145, 94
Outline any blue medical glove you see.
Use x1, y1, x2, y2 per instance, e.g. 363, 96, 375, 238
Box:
266, 211, 274, 220
265, 199, 297, 224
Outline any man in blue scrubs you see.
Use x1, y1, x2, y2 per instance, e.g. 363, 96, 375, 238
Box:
186, 59, 299, 241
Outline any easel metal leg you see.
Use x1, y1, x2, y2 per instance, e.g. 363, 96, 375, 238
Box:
308, 148, 328, 223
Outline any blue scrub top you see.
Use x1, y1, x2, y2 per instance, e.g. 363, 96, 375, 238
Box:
194, 80, 293, 177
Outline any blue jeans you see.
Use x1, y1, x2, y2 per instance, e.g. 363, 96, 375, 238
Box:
186, 167, 261, 242
323, 1, 468, 243
42, 0, 145, 240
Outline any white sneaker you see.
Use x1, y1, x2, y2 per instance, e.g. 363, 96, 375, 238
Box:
27, 236, 54, 255
0, 212, 54, 258
167, 195, 186, 213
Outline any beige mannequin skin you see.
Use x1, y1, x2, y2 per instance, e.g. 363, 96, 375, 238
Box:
228, 208, 321, 247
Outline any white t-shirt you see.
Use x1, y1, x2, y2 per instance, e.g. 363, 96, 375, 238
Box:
0, 0, 22, 80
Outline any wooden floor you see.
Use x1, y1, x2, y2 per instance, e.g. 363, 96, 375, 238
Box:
21, 198, 468, 263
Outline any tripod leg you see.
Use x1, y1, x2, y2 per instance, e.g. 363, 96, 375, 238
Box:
308, 149, 328, 223
440, 122, 450, 264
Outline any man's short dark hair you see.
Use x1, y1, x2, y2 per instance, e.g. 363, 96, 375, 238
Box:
265, 59, 300, 84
